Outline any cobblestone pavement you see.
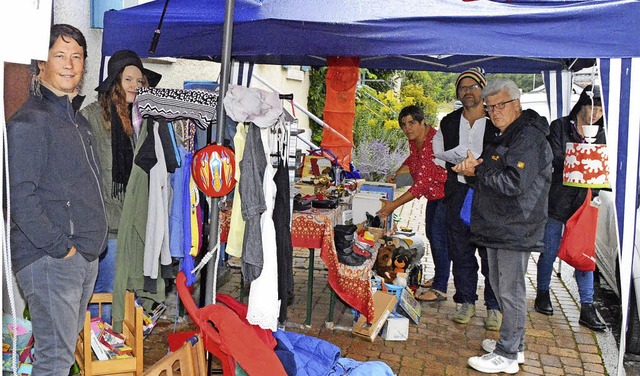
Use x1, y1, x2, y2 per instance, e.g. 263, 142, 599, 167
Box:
143, 197, 616, 375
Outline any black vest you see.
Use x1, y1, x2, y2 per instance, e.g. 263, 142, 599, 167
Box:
439, 108, 498, 195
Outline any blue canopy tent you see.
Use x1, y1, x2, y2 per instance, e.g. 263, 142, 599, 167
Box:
102, 0, 639, 73
102, 0, 640, 372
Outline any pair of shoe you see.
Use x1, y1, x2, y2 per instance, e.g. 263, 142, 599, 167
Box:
453, 303, 476, 324
481, 339, 525, 364
579, 303, 607, 331
485, 309, 502, 331
415, 288, 447, 302
534, 290, 554, 315
420, 277, 434, 288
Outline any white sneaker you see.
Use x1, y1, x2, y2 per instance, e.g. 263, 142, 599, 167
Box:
482, 339, 525, 364
468, 352, 519, 374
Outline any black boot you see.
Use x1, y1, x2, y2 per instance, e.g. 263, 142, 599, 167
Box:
579, 303, 606, 332
534, 290, 554, 316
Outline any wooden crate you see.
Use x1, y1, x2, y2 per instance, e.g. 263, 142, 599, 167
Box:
75, 291, 143, 376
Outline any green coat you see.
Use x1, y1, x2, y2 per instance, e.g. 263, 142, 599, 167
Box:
110, 121, 166, 331
81, 102, 130, 238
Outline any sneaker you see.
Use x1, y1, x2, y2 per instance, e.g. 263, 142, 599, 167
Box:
485, 309, 502, 331
453, 303, 476, 324
482, 339, 525, 364
468, 352, 519, 374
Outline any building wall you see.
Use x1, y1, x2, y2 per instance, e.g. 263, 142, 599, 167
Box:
53, 0, 311, 142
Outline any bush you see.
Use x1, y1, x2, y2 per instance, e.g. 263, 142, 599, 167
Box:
353, 138, 408, 182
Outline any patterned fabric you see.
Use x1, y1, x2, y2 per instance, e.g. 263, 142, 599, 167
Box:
137, 87, 218, 130
404, 127, 447, 200
291, 210, 375, 323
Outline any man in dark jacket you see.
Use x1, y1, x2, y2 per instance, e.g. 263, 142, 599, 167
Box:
534, 85, 607, 331
433, 67, 500, 329
454, 79, 552, 374
7, 24, 108, 375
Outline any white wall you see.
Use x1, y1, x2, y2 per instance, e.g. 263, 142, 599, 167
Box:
53, 0, 311, 140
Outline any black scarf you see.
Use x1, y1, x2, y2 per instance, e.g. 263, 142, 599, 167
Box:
111, 103, 134, 199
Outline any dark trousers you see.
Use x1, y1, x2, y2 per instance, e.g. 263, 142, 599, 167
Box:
445, 182, 499, 309
425, 199, 450, 293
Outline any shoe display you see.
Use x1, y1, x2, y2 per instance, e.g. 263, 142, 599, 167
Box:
452, 303, 476, 324
481, 339, 525, 364
534, 290, 554, 316
484, 309, 502, 331
468, 352, 519, 374
579, 303, 607, 332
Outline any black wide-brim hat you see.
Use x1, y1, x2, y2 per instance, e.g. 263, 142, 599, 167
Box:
95, 50, 162, 92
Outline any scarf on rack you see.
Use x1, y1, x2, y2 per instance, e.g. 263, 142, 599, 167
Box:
111, 103, 134, 199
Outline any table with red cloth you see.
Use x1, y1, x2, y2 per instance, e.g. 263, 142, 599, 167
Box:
291, 208, 375, 326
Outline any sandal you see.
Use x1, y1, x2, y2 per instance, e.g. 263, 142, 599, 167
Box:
415, 288, 447, 302
420, 278, 434, 288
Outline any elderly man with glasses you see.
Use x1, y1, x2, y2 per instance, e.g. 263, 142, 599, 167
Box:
433, 67, 501, 330
453, 78, 552, 374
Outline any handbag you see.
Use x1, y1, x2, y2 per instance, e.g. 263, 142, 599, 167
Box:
557, 188, 598, 272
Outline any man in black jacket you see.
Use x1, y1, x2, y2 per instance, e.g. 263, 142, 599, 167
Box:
433, 67, 500, 330
8, 24, 108, 375
455, 79, 552, 374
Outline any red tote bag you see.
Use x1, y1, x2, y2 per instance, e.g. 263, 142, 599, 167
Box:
557, 188, 599, 272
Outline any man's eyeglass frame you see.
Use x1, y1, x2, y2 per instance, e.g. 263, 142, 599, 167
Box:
457, 84, 480, 94
485, 98, 518, 113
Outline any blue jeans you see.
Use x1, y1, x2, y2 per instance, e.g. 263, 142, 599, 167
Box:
425, 199, 450, 293
537, 217, 594, 303
445, 183, 499, 309
16, 253, 98, 376
487, 248, 529, 361
89, 238, 116, 323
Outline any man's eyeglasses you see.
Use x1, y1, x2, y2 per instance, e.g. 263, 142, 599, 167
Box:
458, 84, 480, 93
485, 98, 518, 113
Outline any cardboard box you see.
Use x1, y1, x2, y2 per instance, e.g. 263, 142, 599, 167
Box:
381, 311, 409, 341
352, 291, 398, 342
398, 287, 421, 324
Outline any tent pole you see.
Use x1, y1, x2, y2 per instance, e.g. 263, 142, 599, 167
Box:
205, 0, 235, 306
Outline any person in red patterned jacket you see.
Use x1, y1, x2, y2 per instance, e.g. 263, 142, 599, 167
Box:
377, 105, 450, 302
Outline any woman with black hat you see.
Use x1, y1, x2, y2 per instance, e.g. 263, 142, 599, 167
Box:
534, 85, 607, 332
81, 50, 161, 324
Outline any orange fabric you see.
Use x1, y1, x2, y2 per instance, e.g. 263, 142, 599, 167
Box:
198, 305, 287, 376
175, 272, 285, 375
321, 56, 360, 170
558, 188, 598, 271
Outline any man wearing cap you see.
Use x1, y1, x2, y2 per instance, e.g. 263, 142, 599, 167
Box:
534, 85, 607, 331
82, 49, 161, 325
433, 67, 501, 329
7, 24, 108, 375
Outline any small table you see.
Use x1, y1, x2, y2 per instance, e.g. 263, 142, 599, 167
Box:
292, 208, 375, 327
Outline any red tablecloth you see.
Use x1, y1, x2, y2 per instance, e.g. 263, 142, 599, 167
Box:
292, 209, 375, 323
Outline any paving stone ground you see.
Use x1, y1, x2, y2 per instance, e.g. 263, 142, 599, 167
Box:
143, 196, 611, 375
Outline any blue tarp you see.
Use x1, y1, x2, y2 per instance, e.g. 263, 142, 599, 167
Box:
102, 0, 640, 73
